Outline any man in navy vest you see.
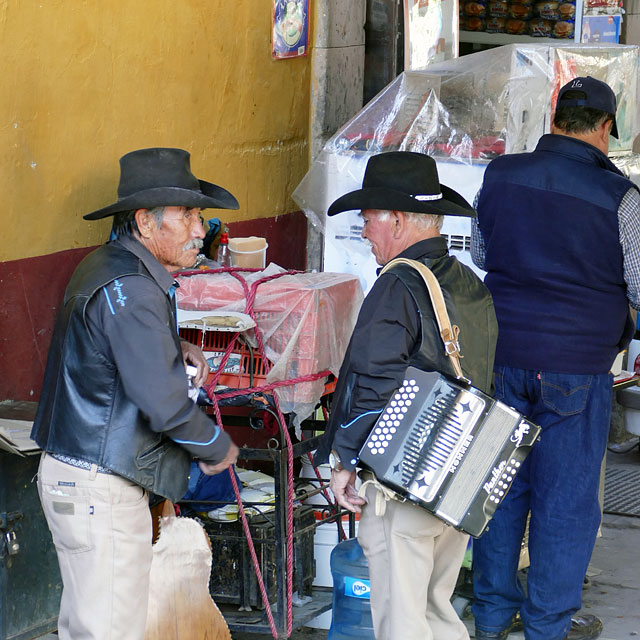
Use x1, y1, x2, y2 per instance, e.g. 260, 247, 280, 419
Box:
471, 77, 640, 640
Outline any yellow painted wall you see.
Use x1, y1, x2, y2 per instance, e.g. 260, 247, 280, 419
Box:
0, 1, 311, 262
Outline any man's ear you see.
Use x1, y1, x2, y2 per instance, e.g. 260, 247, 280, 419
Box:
596, 119, 612, 154
391, 210, 405, 238
134, 209, 154, 239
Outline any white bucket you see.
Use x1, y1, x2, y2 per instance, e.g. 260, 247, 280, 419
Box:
627, 339, 640, 371
299, 457, 333, 506
229, 242, 268, 268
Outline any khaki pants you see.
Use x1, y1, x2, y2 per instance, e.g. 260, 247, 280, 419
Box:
37, 453, 152, 640
358, 482, 470, 640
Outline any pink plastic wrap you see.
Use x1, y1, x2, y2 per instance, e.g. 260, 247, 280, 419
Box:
176, 265, 364, 427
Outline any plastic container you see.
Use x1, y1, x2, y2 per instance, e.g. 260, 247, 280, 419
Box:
299, 456, 333, 506
229, 237, 268, 268
314, 517, 360, 588
178, 326, 268, 389
178, 325, 337, 398
328, 538, 375, 639
617, 386, 640, 435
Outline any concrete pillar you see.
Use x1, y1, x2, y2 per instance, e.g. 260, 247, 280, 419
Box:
306, 0, 366, 271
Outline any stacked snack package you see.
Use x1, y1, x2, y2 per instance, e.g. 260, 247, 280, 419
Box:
486, 0, 509, 32
461, 0, 487, 32
506, 0, 533, 35
530, 0, 576, 37
460, 0, 576, 36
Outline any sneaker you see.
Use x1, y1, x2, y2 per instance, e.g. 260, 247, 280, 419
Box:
564, 614, 603, 640
475, 615, 521, 639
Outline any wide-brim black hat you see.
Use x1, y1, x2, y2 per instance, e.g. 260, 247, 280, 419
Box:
328, 151, 475, 218
84, 147, 240, 220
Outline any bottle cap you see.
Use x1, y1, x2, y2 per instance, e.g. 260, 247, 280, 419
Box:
185, 365, 198, 379
219, 232, 229, 244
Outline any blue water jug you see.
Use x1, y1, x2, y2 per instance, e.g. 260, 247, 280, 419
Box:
328, 537, 375, 639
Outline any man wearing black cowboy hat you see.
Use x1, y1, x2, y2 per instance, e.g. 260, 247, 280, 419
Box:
31, 148, 240, 639
470, 77, 640, 640
315, 151, 498, 640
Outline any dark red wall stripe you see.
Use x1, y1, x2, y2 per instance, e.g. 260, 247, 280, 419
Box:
0, 211, 308, 401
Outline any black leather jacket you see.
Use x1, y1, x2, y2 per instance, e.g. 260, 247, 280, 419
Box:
316, 237, 498, 471
32, 241, 204, 501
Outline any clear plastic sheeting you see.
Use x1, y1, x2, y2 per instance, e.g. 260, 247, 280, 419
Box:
294, 43, 639, 233
176, 264, 364, 428
612, 154, 640, 189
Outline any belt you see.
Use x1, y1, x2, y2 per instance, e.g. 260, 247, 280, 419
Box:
50, 453, 114, 475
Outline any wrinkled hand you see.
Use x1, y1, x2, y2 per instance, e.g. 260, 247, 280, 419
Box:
330, 468, 367, 514
198, 442, 240, 476
180, 340, 209, 387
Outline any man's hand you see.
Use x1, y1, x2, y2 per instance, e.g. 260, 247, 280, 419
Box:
330, 468, 367, 514
180, 340, 209, 387
198, 442, 240, 476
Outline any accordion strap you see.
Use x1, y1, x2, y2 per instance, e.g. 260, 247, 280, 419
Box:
380, 257, 467, 382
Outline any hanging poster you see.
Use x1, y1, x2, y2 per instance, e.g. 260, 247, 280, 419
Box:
272, 0, 309, 59
404, 0, 459, 70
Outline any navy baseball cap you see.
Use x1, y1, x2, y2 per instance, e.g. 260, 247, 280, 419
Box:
556, 76, 619, 138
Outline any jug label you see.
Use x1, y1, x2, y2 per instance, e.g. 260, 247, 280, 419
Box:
344, 576, 371, 599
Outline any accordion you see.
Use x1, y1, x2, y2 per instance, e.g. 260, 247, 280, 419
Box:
358, 366, 540, 537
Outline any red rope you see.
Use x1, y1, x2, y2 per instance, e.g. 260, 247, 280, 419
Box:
180, 266, 323, 638
211, 371, 331, 400
209, 403, 279, 637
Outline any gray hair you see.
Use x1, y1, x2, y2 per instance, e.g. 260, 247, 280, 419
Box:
111, 206, 167, 239
405, 211, 444, 231
369, 210, 443, 231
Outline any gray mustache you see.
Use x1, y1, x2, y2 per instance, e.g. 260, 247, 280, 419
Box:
183, 239, 204, 252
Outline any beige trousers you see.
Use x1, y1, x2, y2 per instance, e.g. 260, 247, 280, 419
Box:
37, 453, 152, 640
358, 482, 470, 640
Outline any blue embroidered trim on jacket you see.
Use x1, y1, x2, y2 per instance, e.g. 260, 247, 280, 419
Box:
339, 409, 383, 429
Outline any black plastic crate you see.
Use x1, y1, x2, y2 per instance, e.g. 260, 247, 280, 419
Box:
201, 505, 315, 609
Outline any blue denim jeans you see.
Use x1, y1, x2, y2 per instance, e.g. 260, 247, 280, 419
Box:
472, 366, 612, 640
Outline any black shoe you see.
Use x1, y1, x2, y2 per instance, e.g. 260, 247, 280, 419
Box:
475, 615, 521, 639
564, 614, 603, 640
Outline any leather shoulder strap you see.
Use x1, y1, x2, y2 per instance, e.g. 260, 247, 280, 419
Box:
380, 257, 468, 382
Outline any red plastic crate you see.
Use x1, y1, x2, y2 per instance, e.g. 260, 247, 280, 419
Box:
179, 326, 336, 396
179, 327, 268, 390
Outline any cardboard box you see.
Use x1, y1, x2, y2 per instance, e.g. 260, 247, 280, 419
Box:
582, 14, 622, 42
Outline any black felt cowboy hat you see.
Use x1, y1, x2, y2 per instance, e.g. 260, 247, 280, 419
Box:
327, 151, 475, 218
84, 147, 239, 220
